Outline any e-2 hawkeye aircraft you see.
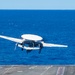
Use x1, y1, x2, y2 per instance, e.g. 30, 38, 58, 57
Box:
0, 34, 68, 53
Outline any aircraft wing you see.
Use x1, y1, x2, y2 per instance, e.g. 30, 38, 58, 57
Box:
41, 42, 68, 47
0, 35, 23, 43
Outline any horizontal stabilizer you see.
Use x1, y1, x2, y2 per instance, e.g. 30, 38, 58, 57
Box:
18, 44, 40, 50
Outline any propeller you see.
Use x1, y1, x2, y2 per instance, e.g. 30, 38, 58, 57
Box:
14, 43, 18, 50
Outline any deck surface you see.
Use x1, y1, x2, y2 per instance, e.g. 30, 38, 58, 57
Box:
0, 65, 75, 75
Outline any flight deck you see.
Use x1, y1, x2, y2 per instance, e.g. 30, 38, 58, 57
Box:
0, 65, 75, 75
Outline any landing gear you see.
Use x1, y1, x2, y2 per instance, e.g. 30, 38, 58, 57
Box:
21, 48, 24, 51
26, 50, 32, 54
38, 43, 43, 54
20, 42, 24, 51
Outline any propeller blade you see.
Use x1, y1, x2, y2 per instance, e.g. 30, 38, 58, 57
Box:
14, 43, 18, 50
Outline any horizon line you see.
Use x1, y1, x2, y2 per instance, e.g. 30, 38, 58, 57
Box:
0, 8, 75, 10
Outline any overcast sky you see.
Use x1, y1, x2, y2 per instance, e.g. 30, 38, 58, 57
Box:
0, 0, 75, 9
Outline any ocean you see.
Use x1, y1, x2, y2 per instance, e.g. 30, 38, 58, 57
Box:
0, 10, 75, 65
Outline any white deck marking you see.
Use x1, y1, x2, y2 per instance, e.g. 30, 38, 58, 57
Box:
56, 67, 65, 75
40, 66, 53, 75
29, 66, 37, 69
17, 71, 23, 72
3, 65, 14, 75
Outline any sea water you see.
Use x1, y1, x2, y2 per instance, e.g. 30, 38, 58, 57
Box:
0, 10, 75, 65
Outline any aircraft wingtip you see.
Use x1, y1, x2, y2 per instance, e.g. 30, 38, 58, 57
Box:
65, 45, 68, 47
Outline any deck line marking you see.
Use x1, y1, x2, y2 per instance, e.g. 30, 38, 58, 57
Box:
3, 65, 14, 75
17, 71, 23, 72
29, 66, 37, 69
40, 65, 53, 75
56, 67, 65, 75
